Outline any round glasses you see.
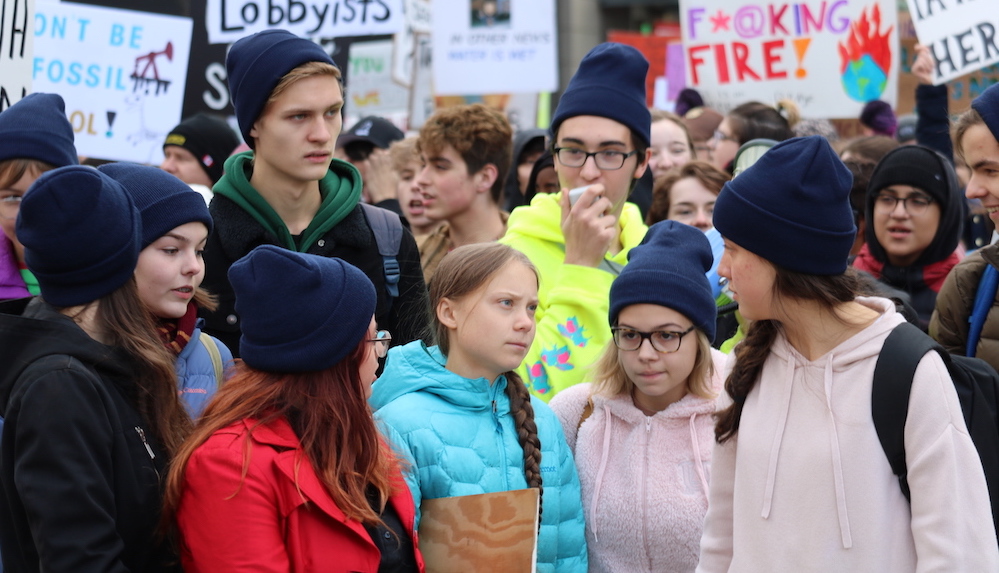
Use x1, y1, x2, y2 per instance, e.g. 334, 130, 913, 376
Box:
0, 195, 22, 220
611, 325, 695, 354
873, 193, 934, 216
369, 330, 392, 358
553, 147, 637, 170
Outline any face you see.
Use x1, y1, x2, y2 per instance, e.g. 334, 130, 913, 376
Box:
396, 158, 436, 234
439, 260, 538, 381
517, 150, 543, 195
134, 222, 209, 319
554, 115, 650, 214
649, 119, 693, 179
707, 118, 739, 171
617, 304, 698, 413
871, 184, 941, 267
360, 317, 379, 398
416, 144, 486, 222
160, 146, 213, 187
249, 74, 344, 187
961, 123, 999, 223
668, 177, 717, 232
717, 238, 777, 321
534, 166, 559, 195
0, 168, 40, 263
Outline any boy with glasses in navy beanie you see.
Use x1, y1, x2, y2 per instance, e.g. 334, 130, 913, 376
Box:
200, 29, 429, 357
500, 42, 652, 401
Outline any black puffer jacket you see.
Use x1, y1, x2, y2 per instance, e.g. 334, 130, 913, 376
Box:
0, 298, 178, 572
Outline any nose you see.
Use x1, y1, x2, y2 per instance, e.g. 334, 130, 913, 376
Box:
309, 116, 331, 143
515, 307, 535, 331
890, 199, 911, 218
160, 156, 176, 174
580, 153, 602, 180
415, 164, 432, 190
182, 250, 204, 277
966, 173, 987, 200
717, 250, 731, 281
692, 208, 710, 230
637, 337, 659, 360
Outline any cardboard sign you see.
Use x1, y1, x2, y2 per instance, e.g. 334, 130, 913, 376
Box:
205, 0, 405, 45
418, 488, 539, 573
679, 0, 899, 117
431, 0, 558, 95
32, 1, 192, 163
0, 0, 34, 110
905, 0, 999, 85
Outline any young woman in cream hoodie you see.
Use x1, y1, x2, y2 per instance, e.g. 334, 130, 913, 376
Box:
697, 136, 998, 571
550, 220, 727, 572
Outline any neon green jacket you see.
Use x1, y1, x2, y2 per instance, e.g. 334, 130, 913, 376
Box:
499, 194, 648, 402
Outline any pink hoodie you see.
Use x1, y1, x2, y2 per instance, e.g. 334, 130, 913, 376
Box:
550, 348, 728, 573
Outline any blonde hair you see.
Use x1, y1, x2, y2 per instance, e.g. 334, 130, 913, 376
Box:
589, 327, 716, 400
266, 61, 342, 107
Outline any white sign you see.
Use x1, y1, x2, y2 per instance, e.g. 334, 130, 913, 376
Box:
0, 0, 34, 110
432, 0, 558, 95
33, 1, 192, 163
906, 0, 999, 84
392, 0, 430, 85
206, 0, 405, 45
344, 39, 410, 124
680, 0, 898, 117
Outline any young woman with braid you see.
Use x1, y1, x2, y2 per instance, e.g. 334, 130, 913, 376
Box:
695, 136, 998, 572
371, 242, 587, 573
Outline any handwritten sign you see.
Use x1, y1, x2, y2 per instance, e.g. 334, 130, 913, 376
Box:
343, 38, 409, 125
432, 0, 557, 95
906, 0, 999, 84
205, 0, 404, 45
32, 1, 192, 163
680, 0, 898, 117
0, 0, 34, 110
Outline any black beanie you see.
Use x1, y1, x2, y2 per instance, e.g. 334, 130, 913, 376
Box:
226, 30, 337, 149
0, 93, 78, 168
163, 114, 239, 184
713, 136, 856, 275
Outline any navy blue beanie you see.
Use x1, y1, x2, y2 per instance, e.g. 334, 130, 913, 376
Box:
550, 43, 651, 147
17, 166, 141, 307
860, 100, 897, 137
98, 163, 213, 248
609, 220, 716, 341
713, 136, 856, 275
226, 30, 337, 148
229, 245, 376, 372
972, 82, 999, 141
0, 93, 78, 168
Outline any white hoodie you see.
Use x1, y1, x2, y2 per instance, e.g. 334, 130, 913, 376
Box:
697, 297, 999, 572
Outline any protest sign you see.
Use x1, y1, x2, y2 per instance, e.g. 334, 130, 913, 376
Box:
905, 0, 998, 85
0, 0, 33, 110
205, 0, 404, 45
32, 1, 192, 163
680, 0, 898, 117
392, 0, 430, 86
432, 0, 557, 95
343, 38, 410, 125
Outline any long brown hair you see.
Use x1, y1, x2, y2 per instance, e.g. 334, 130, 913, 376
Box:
429, 243, 544, 510
163, 337, 397, 527
714, 265, 864, 443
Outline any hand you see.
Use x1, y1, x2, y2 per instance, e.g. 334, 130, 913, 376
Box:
362, 148, 399, 204
912, 44, 935, 85
560, 185, 618, 268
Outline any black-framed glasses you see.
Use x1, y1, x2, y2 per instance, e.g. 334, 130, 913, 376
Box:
553, 147, 637, 170
369, 330, 391, 358
0, 195, 22, 220
611, 325, 695, 353
873, 193, 934, 216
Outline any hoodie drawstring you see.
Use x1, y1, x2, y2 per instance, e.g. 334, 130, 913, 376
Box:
689, 413, 710, 498
589, 403, 613, 544
762, 358, 795, 520
823, 359, 853, 548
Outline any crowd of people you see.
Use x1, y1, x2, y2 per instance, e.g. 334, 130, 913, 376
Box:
1, 25, 999, 572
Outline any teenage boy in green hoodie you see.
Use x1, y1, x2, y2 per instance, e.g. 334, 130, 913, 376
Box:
201, 30, 429, 354
500, 43, 651, 401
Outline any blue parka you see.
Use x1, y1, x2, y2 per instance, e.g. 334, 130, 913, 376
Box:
176, 321, 232, 418
370, 341, 587, 573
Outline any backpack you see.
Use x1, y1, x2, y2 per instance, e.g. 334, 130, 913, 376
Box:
872, 321, 999, 541
359, 203, 403, 307
967, 264, 999, 357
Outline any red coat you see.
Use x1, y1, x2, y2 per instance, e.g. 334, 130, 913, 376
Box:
176, 417, 425, 572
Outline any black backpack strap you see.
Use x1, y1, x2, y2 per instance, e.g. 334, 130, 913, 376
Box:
360, 203, 403, 301
872, 322, 937, 502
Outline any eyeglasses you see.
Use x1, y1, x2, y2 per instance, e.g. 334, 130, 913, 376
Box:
712, 130, 738, 143
368, 330, 392, 358
873, 193, 934, 216
553, 147, 637, 170
611, 325, 695, 354
0, 195, 22, 220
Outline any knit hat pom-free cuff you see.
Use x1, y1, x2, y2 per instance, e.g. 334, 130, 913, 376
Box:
972, 82, 999, 142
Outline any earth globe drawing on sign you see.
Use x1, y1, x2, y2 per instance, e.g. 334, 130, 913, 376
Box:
837, 4, 893, 102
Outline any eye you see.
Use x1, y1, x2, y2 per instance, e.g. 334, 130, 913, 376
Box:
618, 329, 640, 341
560, 148, 585, 160
196, 249, 206, 258
161, 247, 179, 255
910, 196, 932, 207
527, 303, 538, 313
671, 208, 694, 217
670, 145, 689, 155
598, 150, 624, 160
652, 331, 678, 345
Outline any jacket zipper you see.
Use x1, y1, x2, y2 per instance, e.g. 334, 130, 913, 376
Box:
135, 426, 159, 479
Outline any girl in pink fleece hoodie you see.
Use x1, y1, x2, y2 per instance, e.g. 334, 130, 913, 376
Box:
699, 136, 998, 572
550, 220, 727, 572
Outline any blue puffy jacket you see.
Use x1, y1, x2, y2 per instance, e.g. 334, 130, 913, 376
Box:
370, 341, 587, 573
176, 322, 232, 418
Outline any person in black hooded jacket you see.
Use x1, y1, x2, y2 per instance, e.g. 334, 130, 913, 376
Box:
0, 166, 187, 572
852, 145, 965, 330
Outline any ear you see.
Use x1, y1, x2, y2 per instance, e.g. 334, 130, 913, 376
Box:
436, 297, 460, 330
474, 163, 499, 194
632, 148, 652, 180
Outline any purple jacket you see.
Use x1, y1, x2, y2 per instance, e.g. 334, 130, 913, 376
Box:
0, 236, 29, 300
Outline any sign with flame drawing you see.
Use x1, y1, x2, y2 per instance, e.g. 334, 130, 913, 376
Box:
679, 0, 898, 118
32, 1, 192, 163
